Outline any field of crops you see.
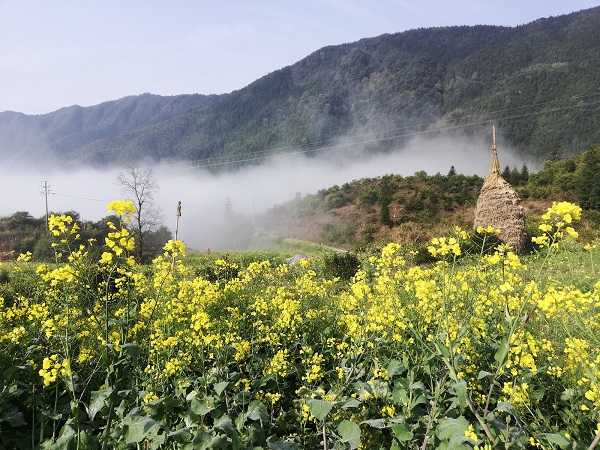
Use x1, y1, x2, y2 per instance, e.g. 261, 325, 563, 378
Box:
0, 200, 599, 449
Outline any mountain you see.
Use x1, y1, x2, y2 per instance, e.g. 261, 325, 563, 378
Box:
1, 7, 599, 169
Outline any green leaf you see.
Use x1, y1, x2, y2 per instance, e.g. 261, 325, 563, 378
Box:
168, 428, 192, 444
542, 433, 570, 447
245, 400, 268, 422
386, 360, 406, 378
87, 389, 113, 421
123, 415, 162, 444
267, 443, 301, 449
531, 388, 546, 401
1, 409, 26, 427
452, 380, 467, 411
436, 416, 469, 441
52, 421, 79, 448
494, 338, 509, 364
214, 381, 229, 396
392, 423, 413, 441
305, 399, 335, 421
362, 418, 387, 428
477, 370, 494, 379
435, 340, 451, 358
338, 420, 361, 449
340, 398, 361, 409
392, 379, 409, 405
214, 415, 233, 437
190, 397, 215, 416
121, 343, 140, 363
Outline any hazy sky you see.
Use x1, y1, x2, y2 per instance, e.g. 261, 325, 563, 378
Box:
1, 0, 598, 115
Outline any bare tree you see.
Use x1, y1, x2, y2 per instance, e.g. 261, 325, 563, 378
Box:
115, 166, 164, 262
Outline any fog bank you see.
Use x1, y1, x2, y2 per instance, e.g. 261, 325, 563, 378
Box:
0, 134, 531, 250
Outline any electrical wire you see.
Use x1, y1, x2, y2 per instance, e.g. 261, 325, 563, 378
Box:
166, 93, 600, 172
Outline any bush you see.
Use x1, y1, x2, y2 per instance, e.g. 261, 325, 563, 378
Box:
322, 251, 361, 280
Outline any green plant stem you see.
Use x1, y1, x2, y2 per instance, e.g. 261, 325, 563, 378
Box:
31, 381, 35, 449
588, 430, 600, 450
420, 400, 436, 450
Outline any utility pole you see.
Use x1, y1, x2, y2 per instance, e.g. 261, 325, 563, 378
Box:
172, 201, 182, 273
42, 181, 52, 232
175, 201, 181, 241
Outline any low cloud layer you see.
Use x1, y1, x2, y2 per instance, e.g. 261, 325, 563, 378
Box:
1, 134, 531, 250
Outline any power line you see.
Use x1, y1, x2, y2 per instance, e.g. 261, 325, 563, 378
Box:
166, 94, 600, 172
51, 191, 114, 203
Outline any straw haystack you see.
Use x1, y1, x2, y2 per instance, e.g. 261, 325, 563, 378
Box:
473, 127, 526, 252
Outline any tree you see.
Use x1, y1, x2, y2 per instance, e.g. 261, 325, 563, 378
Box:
115, 166, 164, 262
377, 177, 393, 227
520, 163, 530, 183
576, 146, 600, 210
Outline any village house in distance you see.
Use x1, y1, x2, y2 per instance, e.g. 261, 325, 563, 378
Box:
473, 127, 526, 253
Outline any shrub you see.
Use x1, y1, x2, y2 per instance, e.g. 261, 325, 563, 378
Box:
322, 251, 361, 280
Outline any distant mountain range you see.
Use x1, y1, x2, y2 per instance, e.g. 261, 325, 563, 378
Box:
1, 6, 599, 169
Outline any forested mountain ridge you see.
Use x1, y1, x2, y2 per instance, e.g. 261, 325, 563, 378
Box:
1, 7, 598, 168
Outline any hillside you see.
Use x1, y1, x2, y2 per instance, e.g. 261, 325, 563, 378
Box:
0, 7, 599, 168
259, 145, 600, 250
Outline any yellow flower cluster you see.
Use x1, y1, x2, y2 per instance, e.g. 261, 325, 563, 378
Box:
39, 354, 71, 387
1, 199, 598, 445
428, 236, 461, 258
106, 200, 136, 218
533, 201, 582, 247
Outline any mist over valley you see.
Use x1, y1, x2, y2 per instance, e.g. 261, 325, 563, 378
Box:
0, 133, 527, 251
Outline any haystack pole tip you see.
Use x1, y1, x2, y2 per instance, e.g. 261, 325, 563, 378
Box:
489, 126, 500, 178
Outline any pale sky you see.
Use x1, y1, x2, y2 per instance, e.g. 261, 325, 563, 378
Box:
1, 0, 598, 115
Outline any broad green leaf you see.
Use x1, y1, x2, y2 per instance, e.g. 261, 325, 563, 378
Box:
438, 435, 471, 450
52, 422, 79, 448
123, 415, 162, 444
494, 338, 508, 364
214, 381, 229, 396
267, 443, 301, 449
214, 415, 233, 436
1, 409, 26, 427
392, 379, 409, 405
338, 420, 361, 449
87, 389, 113, 421
452, 380, 467, 411
362, 418, 387, 428
340, 398, 361, 409
245, 400, 269, 422
477, 370, 494, 380
386, 360, 406, 378
305, 399, 335, 421
531, 388, 546, 401
436, 416, 469, 441
190, 397, 215, 416
542, 433, 570, 447
392, 423, 413, 441
435, 340, 451, 358
168, 428, 192, 444
121, 343, 140, 362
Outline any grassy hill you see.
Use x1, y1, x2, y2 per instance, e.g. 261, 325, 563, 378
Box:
258, 146, 600, 251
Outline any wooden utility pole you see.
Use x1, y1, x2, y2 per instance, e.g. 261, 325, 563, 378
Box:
175, 201, 181, 241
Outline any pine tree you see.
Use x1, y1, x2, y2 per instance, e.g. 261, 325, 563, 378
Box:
576, 146, 600, 210
521, 163, 529, 183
